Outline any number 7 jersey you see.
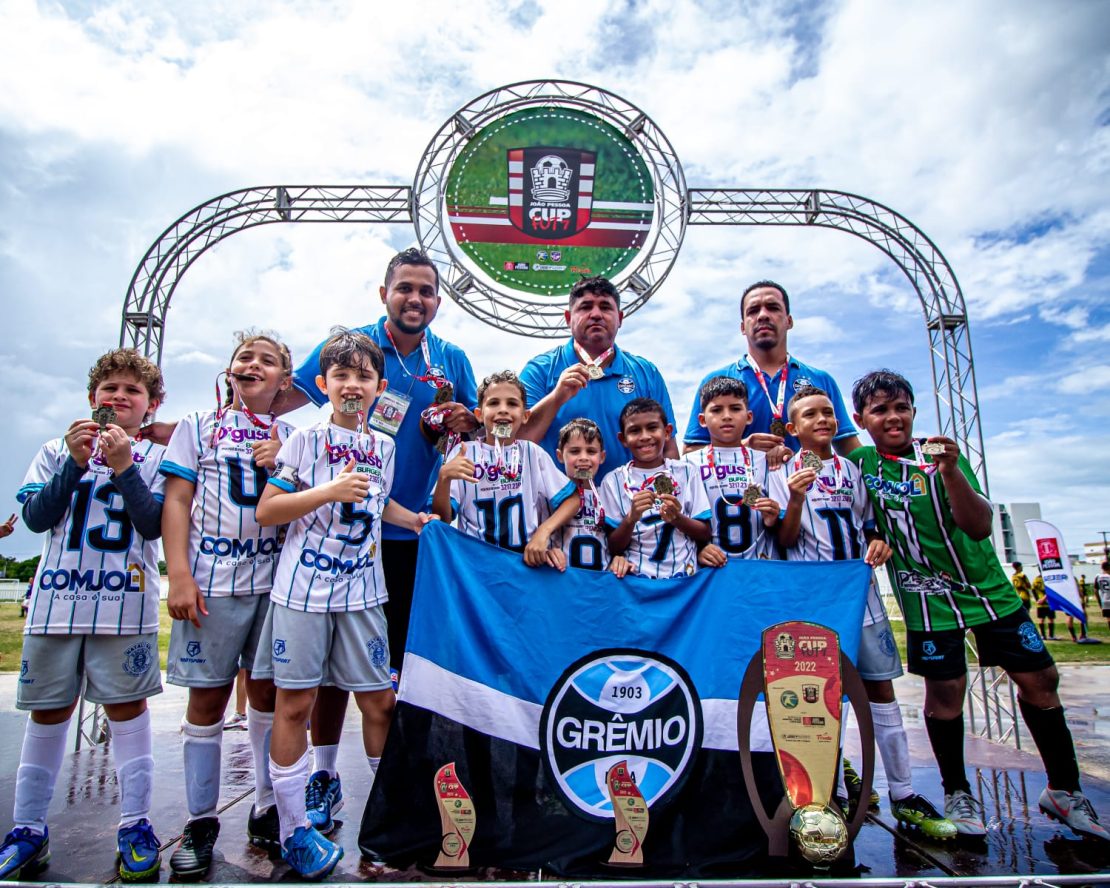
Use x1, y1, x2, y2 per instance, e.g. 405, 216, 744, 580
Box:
18, 437, 166, 635
267, 421, 395, 612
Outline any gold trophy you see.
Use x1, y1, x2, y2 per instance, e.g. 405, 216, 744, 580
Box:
762, 622, 848, 866
606, 760, 648, 866
432, 762, 475, 870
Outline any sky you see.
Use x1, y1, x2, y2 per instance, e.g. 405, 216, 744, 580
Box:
0, 0, 1108, 560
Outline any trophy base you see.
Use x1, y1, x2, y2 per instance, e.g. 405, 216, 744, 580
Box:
421, 862, 478, 876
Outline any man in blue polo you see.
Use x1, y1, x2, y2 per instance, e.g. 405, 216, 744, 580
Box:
280, 247, 478, 833
519, 275, 677, 477
683, 280, 859, 460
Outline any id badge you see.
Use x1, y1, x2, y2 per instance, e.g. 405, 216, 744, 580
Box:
369, 389, 412, 436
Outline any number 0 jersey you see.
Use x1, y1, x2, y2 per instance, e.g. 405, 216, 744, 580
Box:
161, 409, 295, 597
767, 455, 886, 626
18, 438, 166, 635
267, 422, 395, 613
685, 445, 772, 560
599, 459, 711, 579
851, 446, 1022, 631
446, 439, 576, 551
552, 485, 610, 571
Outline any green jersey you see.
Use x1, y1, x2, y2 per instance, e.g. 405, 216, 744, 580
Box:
851, 446, 1022, 632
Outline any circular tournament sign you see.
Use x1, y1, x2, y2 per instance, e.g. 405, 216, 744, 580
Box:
413, 81, 686, 336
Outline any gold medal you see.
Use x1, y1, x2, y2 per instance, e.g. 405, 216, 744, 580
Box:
653, 475, 674, 496
800, 451, 823, 472
492, 422, 513, 440
574, 468, 593, 481
920, 441, 945, 456
770, 419, 787, 438
434, 382, 454, 405
743, 484, 762, 507
340, 397, 363, 415
587, 363, 604, 380
92, 406, 117, 429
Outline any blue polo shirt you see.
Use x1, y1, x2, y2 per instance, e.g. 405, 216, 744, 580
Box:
520, 340, 676, 480
292, 318, 478, 540
682, 355, 857, 453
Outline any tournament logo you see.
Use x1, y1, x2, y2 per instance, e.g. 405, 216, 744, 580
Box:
539, 648, 702, 821
366, 636, 388, 668
186, 640, 202, 658
774, 631, 797, 660
1035, 537, 1063, 572
616, 376, 635, 395
444, 107, 655, 296
1017, 621, 1045, 653
122, 642, 153, 676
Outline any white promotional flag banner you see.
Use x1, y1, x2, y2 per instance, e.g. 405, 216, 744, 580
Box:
1024, 519, 1085, 622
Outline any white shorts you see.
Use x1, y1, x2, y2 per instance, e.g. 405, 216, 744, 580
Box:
252, 601, 391, 692
17, 633, 162, 710
166, 594, 270, 688
856, 617, 904, 681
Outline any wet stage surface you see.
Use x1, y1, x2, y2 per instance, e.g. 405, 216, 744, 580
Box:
0, 668, 1107, 883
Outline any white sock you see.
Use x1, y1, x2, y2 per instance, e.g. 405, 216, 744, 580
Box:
312, 743, 339, 778
872, 701, 914, 801
13, 717, 69, 833
247, 706, 275, 812
110, 709, 155, 829
182, 718, 223, 820
366, 756, 380, 786
270, 750, 310, 844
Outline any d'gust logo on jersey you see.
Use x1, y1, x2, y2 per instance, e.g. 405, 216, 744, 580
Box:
539, 648, 702, 821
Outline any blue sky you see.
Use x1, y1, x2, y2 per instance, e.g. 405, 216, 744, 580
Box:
1, 0, 1108, 559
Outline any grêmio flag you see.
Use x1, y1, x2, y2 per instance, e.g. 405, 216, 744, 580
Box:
359, 521, 870, 876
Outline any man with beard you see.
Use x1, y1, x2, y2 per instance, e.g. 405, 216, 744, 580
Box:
682, 280, 859, 464
280, 248, 478, 834
518, 275, 677, 479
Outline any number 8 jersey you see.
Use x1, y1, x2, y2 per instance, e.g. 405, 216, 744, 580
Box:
18, 438, 166, 635
267, 421, 395, 612
161, 409, 296, 597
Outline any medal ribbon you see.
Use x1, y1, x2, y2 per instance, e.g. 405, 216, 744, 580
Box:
384, 325, 447, 388
877, 439, 938, 475
492, 438, 521, 481
324, 422, 375, 463
573, 341, 615, 377
577, 477, 605, 525
750, 357, 789, 422
209, 373, 275, 447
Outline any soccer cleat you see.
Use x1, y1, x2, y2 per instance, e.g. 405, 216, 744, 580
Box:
247, 804, 281, 855
169, 816, 219, 880
842, 757, 880, 811
944, 789, 987, 837
305, 770, 343, 835
117, 819, 162, 882
891, 793, 958, 839
0, 826, 50, 880
1039, 788, 1110, 840
280, 825, 343, 880
223, 712, 248, 731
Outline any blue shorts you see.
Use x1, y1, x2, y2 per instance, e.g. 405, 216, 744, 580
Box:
906, 609, 1054, 681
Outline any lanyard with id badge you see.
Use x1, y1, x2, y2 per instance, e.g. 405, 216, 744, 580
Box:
371, 327, 449, 438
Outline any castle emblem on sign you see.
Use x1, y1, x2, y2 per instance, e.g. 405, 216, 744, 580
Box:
508, 146, 595, 240
774, 632, 796, 660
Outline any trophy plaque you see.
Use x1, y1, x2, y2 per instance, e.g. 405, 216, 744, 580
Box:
432, 762, 475, 870
606, 760, 648, 866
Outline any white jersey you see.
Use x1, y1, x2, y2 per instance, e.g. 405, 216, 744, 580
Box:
268, 421, 395, 613
1096, 574, 1110, 610
685, 445, 773, 560
161, 409, 295, 597
552, 484, 610, 571
18, 438, 166, 635
767, 454, 886, 626
599, 459, 711, 579
446, 439, 576, 552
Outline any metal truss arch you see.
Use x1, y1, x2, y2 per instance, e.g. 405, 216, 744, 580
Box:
688, 187, 987, 494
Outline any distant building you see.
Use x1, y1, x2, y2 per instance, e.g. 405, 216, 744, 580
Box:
993, 502, 1042, 567
1081, 541, 1110, 565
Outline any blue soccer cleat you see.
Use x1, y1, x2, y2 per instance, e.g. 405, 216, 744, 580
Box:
281, 825, 343, 880
0, 826, 50, 880
305, 770, 343, 835
117, 818, 162, 882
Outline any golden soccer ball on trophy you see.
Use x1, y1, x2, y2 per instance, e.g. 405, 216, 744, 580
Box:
788, 803, 849, 866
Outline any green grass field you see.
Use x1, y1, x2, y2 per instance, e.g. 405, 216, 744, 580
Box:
0, 601, 1105, 672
